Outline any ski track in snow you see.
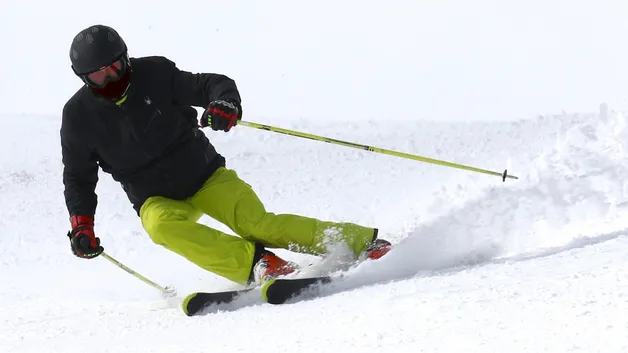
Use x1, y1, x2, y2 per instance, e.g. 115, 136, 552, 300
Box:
1, 108, 628, 352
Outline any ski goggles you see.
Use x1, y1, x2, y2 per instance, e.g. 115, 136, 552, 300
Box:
83, 58, 127, 88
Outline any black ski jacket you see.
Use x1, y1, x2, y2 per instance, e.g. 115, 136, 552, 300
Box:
61, 56, 241, 216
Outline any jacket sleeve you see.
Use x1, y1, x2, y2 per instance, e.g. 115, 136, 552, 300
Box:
168, 59, 242, 114
61, 104, 99, 217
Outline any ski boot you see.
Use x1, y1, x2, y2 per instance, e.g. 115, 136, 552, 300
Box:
365, 236, 392, 260
253, 250, 299, 284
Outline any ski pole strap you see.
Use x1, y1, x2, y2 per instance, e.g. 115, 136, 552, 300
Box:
238, 120, 518, 181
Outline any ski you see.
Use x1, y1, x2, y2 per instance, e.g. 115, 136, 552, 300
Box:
182, 288, 254, 316
262, 276, 332, 304
181, 239, 393, 316
182, 276, 333, 316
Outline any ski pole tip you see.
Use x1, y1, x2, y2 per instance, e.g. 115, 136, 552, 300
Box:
502, 169, 519, 181
163, 286, 177, 298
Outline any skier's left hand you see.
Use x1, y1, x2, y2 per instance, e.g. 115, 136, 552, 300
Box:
200, 99, 240, 132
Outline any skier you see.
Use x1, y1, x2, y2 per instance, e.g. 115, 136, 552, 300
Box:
62, 24, 391, 287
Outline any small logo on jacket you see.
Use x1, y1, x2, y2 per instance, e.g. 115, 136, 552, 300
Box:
144, 96, 152, 105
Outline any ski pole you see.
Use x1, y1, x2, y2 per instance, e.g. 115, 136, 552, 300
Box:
101, 252, 176, 297
238, 120, 518, 181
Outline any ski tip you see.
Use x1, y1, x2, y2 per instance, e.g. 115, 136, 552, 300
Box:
260, 278, 277, 304
181, 292, 199, 316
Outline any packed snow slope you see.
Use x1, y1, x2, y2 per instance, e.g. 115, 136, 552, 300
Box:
1, 106, 627, 352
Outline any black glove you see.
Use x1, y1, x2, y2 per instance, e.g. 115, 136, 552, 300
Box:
200, 99, 240, 132
67, 215, 104, 259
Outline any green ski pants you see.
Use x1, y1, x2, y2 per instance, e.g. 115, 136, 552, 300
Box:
139, 167, 375, 285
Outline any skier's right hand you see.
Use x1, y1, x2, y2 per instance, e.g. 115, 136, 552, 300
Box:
67, 215, 104, 259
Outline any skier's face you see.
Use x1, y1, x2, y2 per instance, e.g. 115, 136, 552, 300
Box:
85, 58, 126, 88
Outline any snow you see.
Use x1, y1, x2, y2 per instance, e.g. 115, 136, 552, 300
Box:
2, 109, 628, 352
3, 1, 628, 352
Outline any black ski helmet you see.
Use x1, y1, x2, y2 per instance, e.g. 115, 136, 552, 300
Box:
69, 25, 130, 84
